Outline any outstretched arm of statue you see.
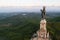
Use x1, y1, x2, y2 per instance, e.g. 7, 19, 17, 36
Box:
41, 9, 43, 18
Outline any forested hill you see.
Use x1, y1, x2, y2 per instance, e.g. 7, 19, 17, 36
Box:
0, 13, 41, 40
0, 13, 60, 40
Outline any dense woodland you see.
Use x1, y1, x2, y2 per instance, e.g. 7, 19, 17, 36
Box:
0, 12, 60, 40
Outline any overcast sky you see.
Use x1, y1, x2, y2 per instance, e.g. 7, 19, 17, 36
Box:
0, 0, 60, 7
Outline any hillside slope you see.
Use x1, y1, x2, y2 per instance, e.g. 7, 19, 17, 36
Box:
0, 13, 60, 40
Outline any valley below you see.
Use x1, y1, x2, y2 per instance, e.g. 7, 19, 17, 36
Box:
0, 12, 60, 40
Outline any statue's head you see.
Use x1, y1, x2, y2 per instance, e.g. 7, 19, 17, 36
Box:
43, 6, 45, 8
43, 6, 45, 11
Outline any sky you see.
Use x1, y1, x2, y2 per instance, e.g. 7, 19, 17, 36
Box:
0, 0, 60, 7
0, 0, 60, 12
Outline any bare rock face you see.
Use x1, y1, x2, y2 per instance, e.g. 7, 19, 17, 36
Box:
31, 19, 49, 40
40, 19, 46, 31
37, 19, 49, 40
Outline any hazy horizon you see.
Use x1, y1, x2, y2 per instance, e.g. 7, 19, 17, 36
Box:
0, 6, 60, 13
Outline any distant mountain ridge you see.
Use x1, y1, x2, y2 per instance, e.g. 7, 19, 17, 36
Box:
0, 12, 60, 20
